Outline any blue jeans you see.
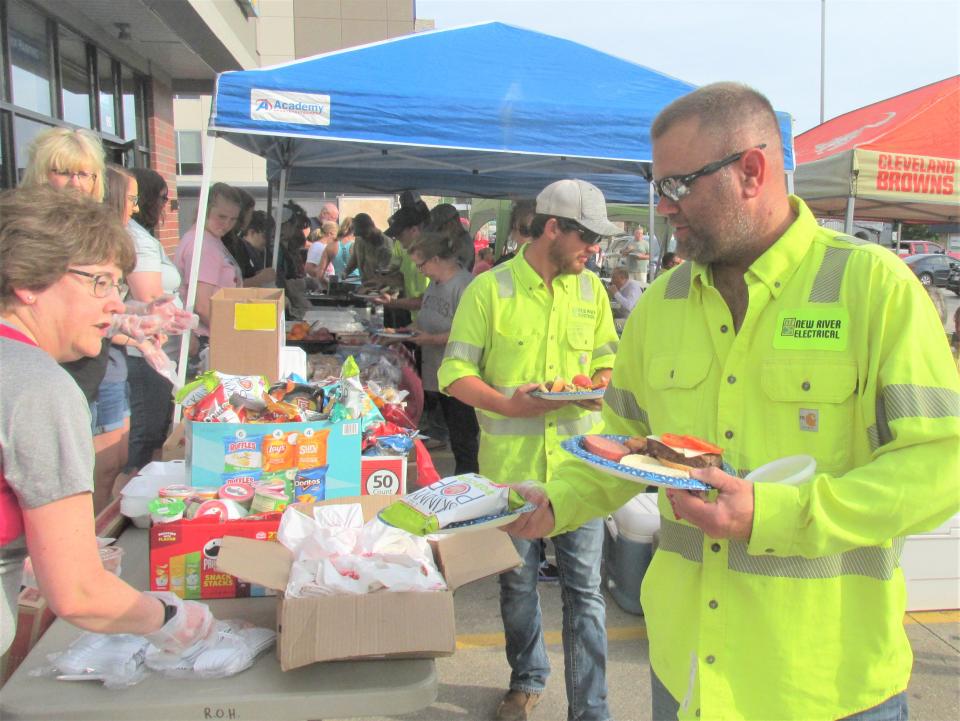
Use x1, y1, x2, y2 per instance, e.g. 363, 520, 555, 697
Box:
90, 380, 130, 434
500, 518, 609, 721
651, 670, 908, 720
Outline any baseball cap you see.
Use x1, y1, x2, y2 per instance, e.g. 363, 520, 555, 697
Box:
386, 205, 426, 238
536, 179, 620, 237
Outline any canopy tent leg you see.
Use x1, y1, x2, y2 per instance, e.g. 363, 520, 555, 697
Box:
647, 182, 656, 270
786, 170, 795, 196
175, 131, 218, 393
271, 167, 288, 271
844, 195, 856, 235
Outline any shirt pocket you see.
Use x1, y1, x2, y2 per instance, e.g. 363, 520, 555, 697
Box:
566, 323, 594, 351
647, 351, 713, 427
491, 324, 544, 384
760, 359, 858, 473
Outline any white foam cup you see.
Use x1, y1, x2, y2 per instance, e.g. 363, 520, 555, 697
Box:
745, 455, 817, 486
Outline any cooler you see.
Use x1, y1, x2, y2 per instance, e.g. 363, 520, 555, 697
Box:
901, 511, 960, 611
603, 492, 660, 615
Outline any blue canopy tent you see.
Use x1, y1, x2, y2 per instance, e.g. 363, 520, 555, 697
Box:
177, 22, 795, 384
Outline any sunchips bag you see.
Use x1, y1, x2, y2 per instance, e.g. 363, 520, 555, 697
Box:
378, 474, 528, 536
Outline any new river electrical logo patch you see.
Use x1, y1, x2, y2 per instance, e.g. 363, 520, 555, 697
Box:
250, 89, 330, 126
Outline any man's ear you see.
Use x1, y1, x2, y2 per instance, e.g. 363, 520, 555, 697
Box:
740, 146, 766, 198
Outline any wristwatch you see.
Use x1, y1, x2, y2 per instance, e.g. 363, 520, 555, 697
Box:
158, 597, 179, 625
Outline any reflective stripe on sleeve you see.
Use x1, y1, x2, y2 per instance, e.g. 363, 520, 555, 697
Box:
808, 246, 851, 303
594, 341, 618, 357
443, 340, 483, 365
478, 414, 544, 436
663, 262, 692, 299
869, 384, 960, 449
604, 382, 649, 425
579, 273, 594, 301
661, 518, 906, 580
557, 412, 601, 437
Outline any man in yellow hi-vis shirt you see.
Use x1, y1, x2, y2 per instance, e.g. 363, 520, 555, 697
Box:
506, 84, 960, 721
438, 179, 620, 721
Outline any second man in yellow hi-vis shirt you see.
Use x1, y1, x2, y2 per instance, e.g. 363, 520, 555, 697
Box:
438, 179, 620, 721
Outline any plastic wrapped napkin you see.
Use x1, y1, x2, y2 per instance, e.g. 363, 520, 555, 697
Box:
279, 503, 447, 597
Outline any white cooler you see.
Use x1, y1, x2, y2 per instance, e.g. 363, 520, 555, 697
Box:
603, 492, 661, 615
901, 512, 960, 611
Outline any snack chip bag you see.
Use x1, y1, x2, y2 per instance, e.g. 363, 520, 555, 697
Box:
297, 428, 330, 469
286, 465, 328, 504
223, 434, 265, 472
220, 469, 262, 486
378, 474, 527, 536
262, 431, 298, 474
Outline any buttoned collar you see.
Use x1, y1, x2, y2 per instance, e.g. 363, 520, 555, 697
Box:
690, 195, 816, 298
514, 243, 578, 294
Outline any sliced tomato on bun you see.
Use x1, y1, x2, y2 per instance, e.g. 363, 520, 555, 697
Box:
659, 433, 723, 455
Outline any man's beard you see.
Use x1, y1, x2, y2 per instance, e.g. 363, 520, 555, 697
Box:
548, 242, 584, 276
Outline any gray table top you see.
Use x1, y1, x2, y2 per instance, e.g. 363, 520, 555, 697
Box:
0, 527, 437, 721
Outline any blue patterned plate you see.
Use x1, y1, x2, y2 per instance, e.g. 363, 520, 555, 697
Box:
432, 501, 538, 534
561, 434, 714, 491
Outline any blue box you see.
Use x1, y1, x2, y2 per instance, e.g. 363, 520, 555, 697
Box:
185, 418, 362, 499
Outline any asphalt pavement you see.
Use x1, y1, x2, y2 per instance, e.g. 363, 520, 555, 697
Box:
339, 448, 960, 721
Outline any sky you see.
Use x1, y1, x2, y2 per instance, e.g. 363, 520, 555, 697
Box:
416, 0, 960, 134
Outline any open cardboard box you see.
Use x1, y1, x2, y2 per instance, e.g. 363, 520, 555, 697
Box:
216, 495, 521, 670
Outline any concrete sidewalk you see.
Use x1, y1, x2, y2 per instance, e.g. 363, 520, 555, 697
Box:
342, 449, 960, 721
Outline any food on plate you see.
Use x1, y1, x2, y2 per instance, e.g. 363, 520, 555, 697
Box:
623, 434, 724, 473
286, 321, 335, 343
619, 454, 691, 479
582, 435, 630, 462
536, 375, 608, 394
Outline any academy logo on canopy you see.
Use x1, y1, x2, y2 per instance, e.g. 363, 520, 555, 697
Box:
250, 89, 330, 126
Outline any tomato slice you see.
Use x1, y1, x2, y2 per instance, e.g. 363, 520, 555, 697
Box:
660, 433, 723, 454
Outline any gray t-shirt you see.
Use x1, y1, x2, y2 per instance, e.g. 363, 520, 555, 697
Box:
1, 328, 94, 654
624, 236, 650, 275
416, 270, 474, 392
126, 219, 184, 359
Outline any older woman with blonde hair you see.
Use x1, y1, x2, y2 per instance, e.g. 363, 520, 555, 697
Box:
0, 186, 216, 657
20, 127, 106, 202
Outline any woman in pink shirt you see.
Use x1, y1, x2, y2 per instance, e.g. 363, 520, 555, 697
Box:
174, 183, 274, 338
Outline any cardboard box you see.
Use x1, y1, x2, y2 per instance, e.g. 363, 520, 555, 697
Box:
0, 589, 56, 686
186, 418, 362, 496
209, 287, 285, 380
359, 455, 407, 496
149, 513, 282, 599
162, 421, 186, 461
216, 495, 521, 670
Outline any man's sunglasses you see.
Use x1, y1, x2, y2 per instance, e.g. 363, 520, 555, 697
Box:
556, 218, 601, 245
653, 144, 767, 202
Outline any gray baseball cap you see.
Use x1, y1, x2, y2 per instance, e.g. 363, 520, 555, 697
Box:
536, 179, 620, 237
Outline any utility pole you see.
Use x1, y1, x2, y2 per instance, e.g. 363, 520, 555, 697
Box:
820, 0, 827, 124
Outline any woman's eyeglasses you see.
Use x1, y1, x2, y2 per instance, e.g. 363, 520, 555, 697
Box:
67, 269, 128, 298
52, 169, 97, 183
127, 195, 139, 205
415, 257, 434, 271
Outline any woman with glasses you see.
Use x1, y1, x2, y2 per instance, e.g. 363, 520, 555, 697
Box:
406, 232, 479, 474
494, 200, 536, 266
0, 186, 216, 659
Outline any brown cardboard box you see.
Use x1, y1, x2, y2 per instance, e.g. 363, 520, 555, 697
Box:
208, 287, 285, 380
216, 495, 521, 670
0, 590, 56, 686
161, 421, 186, 461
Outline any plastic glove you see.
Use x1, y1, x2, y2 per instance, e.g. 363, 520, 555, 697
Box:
108, 313, 165, 342
143, 592, 216, 655
147, 296, 198, 335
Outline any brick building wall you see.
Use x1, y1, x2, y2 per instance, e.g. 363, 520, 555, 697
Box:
147, 78, 181, 254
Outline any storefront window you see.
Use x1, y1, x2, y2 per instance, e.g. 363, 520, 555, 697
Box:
8, 1, 52, 116
176, 130, 203, 175
120, 64, 140, 140
97, 50, 117, 135
59, 27, 91, 128
13, 114, 53, 182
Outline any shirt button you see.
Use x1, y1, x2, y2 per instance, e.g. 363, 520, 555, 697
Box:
724, 430, 734, 439
727, 375, 736, 384
801, 381, 811, 391
709, 600, 718, 609
696, 710, 701, 718
711, 543, 721, 552
720, 324, 729, 333
765, 548, 775, 554
774, 281, 781, 288
706, 655, 716, 664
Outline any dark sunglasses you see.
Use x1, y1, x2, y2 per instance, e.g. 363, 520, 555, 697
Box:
653, 144, 767, 202
556, 218, 601, 245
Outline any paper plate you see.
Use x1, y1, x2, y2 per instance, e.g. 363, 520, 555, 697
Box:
561, 435, 714, 491
374, 330, 418, 341
432, 501, 538, 534
530, 389, 605, 401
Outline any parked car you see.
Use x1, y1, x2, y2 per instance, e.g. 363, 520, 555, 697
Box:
903, 253, 958, 289
890, 240, 948, 258
947, 266, 960, 296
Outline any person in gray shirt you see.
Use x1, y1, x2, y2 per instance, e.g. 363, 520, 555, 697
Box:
407, 232, 478, 474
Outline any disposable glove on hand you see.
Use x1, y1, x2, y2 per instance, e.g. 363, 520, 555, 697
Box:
108, 313, 165, 341
147, 295, 199, 335
143, 592, 216, 655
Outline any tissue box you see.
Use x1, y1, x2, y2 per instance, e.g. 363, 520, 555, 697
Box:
216, 496, 521, 670
149, 514, 281, 599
